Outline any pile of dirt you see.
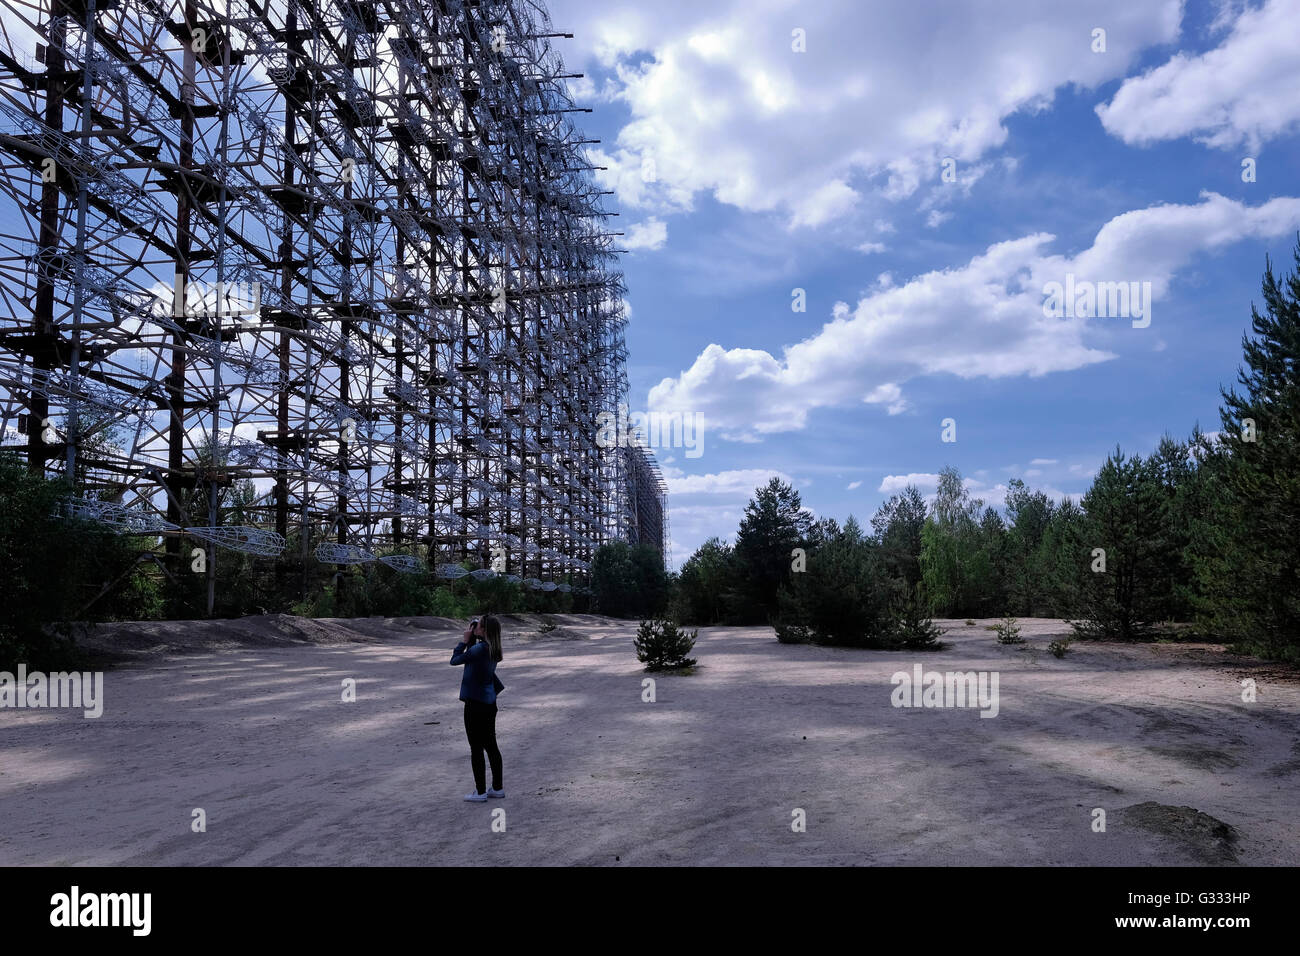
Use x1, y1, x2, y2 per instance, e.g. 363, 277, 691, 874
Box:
75, 614, 385, 661
1118, 802, 1241, 864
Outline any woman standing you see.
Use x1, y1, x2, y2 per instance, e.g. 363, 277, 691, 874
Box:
450, 614, 505, 802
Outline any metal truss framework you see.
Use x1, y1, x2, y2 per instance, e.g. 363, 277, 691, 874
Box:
0, 0, 644, 597
623, 441, 666, 565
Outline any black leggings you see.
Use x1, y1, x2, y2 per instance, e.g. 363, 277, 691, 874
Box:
463, 700, 502, 794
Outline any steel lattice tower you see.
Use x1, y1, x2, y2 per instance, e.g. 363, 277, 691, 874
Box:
0, 0, 635, 607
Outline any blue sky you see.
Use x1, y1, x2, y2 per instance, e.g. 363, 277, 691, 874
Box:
546, 0, 1300, 567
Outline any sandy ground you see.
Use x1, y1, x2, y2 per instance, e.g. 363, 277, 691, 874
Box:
1, 615, 1297, 866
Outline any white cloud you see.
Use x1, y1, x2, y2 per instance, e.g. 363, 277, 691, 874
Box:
790, 179, 859, 229
864, 382, 908, 415
925, 209, 952, 229
883, 158, 924, 201
847, 480, 863, 490
623, 217, 669, 251
550, 0, 1182, 226
1029, 458, 1059, 465
662, 466, 793, 496
856, 241, 888, 255
565, 73, 624, 105
1096, 0, 1300, 151
648, 193, 1300, 441
916, 162, 990, 229
879, 473, 941, 493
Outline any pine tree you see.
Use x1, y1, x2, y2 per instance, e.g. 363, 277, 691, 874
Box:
1033, 497, 1084, 617
734, 477, 813, 623
977, 506, 1009, 615
1072, 447, 1166, 640
888, 581, 943, 649
675, 537, 739, 625
1193, 240, 1300, 659
871, 484, 927, 586
634, 619, 698, 671
1004, 478, 1056, 615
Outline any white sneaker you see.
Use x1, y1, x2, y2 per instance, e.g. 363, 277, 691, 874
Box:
464, 790, 487, 802
486, 787, 505, 799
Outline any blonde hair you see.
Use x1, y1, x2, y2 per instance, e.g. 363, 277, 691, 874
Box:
482, 614, 503, 663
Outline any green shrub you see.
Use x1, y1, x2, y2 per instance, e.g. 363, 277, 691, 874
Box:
634, 619, 698, 671
0, 454, 156, 670
774, 621, 812, 644
1048, 639, 1071, 658
428, 585, 472, 619
993, 616, 1024, 645
888, 586, 944, 650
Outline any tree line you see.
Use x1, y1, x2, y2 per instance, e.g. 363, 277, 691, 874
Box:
662, 242, 1300, 662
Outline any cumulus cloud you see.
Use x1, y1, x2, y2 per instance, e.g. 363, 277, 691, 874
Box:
646, 193, 1300, 440
864, 383, 908, 415
847, 480, 863, 490
1096, 0, 1300, 151
879, 473, 941, 494
790, 180, 859, 229
662, 466, 793, 496
549, 0, 1182, 226
623, 217, 669, 251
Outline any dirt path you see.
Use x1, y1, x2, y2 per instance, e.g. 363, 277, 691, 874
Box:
2, 615, 1297, 865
